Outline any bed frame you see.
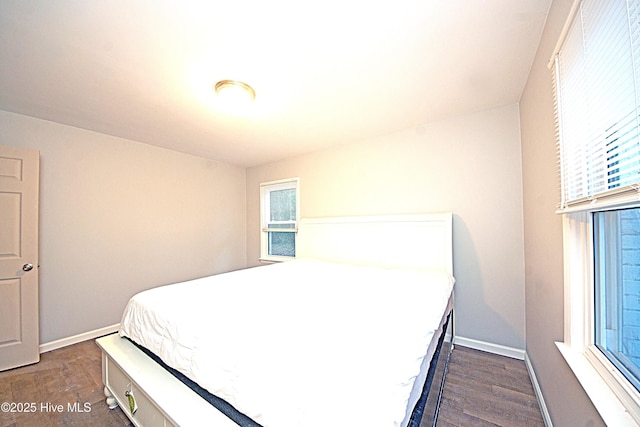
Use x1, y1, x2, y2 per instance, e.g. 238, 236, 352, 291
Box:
96, 213, 454, 427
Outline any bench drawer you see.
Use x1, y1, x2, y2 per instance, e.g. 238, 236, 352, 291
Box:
104, 353, 175, 427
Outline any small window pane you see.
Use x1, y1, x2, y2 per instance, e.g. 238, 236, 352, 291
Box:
268, 232, 295, 257
270, 189, 296, 222
594, 207, 640, 391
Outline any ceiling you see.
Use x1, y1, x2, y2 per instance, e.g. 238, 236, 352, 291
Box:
0, 1, 552, 167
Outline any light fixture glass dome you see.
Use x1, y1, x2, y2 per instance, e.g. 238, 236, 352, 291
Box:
214, 80, 256, 107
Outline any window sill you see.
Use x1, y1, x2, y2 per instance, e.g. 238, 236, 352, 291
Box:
556, 341, 638, 426
258, 257, 294, 264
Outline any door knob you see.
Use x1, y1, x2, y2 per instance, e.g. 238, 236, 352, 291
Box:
22, 263, 33, 272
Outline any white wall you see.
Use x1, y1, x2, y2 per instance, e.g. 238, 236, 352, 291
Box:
247, 104, 526, 351
0, 110, 247, 344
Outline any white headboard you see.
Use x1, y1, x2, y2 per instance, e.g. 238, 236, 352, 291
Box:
297, 213, 453, 275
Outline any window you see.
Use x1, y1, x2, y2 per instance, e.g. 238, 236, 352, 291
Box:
259, 178, 299, 262
552, 0, 640, 424
594, 208, 640, 393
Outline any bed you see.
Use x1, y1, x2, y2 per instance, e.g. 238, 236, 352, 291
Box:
96, 213, 454, 427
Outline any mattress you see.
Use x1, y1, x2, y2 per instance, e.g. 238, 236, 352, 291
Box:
119, 258, 455, 427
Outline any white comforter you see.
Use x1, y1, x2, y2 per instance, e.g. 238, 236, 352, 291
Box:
119, 258, 454, 427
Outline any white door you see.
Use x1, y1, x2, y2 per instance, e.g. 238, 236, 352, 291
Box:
0, 146, 39, 371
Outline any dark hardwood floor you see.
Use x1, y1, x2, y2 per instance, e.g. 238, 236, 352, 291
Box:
0, 339, 544, 426
437, 346, 545, 427
0, 339, 131, 427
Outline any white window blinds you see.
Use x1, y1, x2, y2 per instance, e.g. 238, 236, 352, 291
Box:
552, 0, 640, 211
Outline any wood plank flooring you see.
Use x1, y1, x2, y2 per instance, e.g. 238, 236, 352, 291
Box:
0, 339, 131, 427
0, 339, 544, 426
437, 346, 545, 427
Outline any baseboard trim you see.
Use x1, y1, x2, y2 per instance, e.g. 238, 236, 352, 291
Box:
525, 352, 554, 427
453, 336, 526, 360
39, 323, 120, 353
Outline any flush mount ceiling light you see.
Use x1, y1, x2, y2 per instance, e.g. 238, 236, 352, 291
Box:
214, 80, 256, 104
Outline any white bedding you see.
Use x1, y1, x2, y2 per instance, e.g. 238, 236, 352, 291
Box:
119, 258, 454, 427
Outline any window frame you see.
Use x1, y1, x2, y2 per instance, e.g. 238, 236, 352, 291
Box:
259, 177, 300, 263
558, 202, 640, 425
